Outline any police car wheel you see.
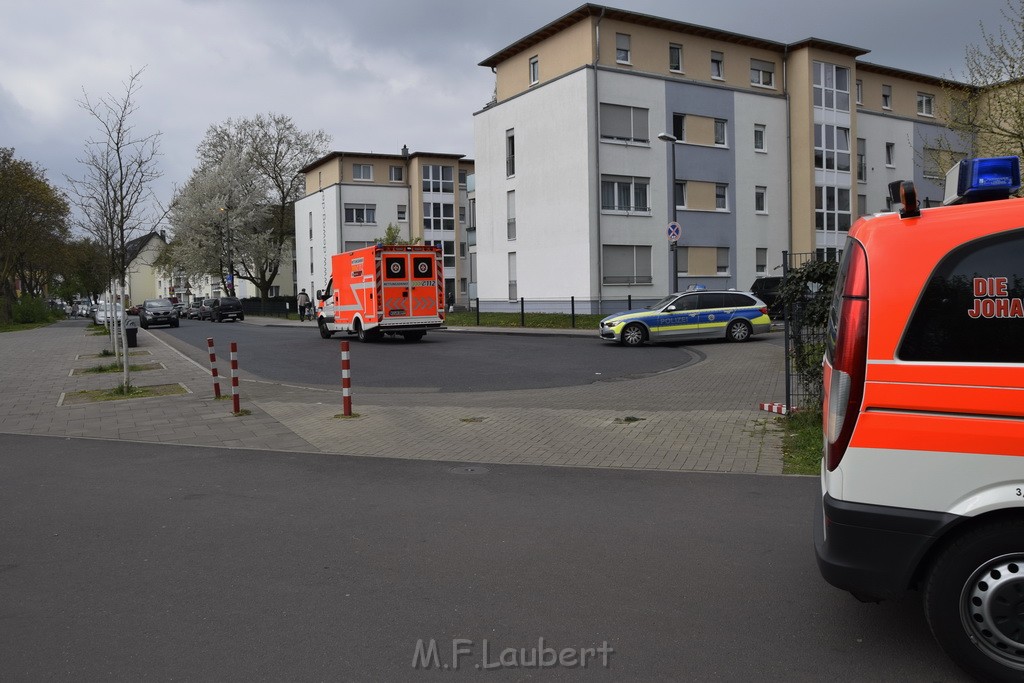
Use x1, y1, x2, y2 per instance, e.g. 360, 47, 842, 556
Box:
726, 320, 752, 342
923, 519, 1024, 682
621, 323, 646, 346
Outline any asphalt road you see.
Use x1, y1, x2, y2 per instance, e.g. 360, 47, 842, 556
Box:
0, 434, 969, 682
155, 321, 712, 392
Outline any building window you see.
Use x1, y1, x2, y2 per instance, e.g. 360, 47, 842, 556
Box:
882, 84, 892, 109
672, 113, 685, 141
602, 245, 653, 285
601, 176, 650, 213
352, 164, 372, 181
529, 56, 539, 85
813, 62, 850, 112
885, 142, 895, 167
308, 211, 313, 240
750, 59, 775, 87
711, 51, 724, 79
857, 138, 866, 182
389, 165, 403, 182
674, 181, 686, 209
422, 164, 454, 193
424, 201, 455, 231
599, 103, 649, 143
917, 92, 934, 116
717, 247, 730, 274
715, 184, 728, 210
506, 191, 516, 240
857, 193, 867, 217
616, 33, 631, 63
459, 169, 467, 186
508, 252, 517, 301
344, 203, 376, 224
814, 124, 851, 172
506, 129, 515, 176
269, 285, 280, 298
855, 79, 863, 104
669, 43, 683, 72
459, 206, 466, 223
755, 186, 767, 213
755, 248, 767, 274
714, 119, 727, 146
754, 124, 766, 152
397, 204, 407, 221
815, 186, 852, 231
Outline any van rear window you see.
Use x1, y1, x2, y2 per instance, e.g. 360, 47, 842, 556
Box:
899, 229, 1024, 363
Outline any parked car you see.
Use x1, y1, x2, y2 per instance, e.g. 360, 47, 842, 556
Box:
187, 300, 204, 319
198, 298, 217, 321
209, 296, 245, 322
749, 276, 783, 318
138, 298, 179, 329
599, 290, 772, 346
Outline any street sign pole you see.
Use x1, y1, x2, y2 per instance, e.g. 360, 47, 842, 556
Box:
667, 221, 681, 293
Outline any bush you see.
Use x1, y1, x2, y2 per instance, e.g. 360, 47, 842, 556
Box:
12, 296, 55, 324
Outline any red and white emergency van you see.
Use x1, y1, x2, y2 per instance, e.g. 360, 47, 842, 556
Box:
815, 156, 1024, 682
314, 244, 445, 342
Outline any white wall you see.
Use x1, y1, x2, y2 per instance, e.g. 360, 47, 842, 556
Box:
473, 69, 595, 301
733, 90, 790, 286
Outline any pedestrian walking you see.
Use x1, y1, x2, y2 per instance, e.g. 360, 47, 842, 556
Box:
296, 288, 311, 321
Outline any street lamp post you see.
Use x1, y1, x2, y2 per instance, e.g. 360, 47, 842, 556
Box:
657, 132, 679, 294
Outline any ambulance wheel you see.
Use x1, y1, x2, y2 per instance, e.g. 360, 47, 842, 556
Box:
621, 323, 646, 346
726, 319, 752, 342
356, 322, 378, 343
923, 518, 1024, 682
402, 331, 424, 342
318, 319, 333, 339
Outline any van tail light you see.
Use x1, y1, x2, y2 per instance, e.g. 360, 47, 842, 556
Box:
825, 242, 869, 471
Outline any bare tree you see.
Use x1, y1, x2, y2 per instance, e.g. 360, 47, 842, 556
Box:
940, 0, 1024, 159
65, 68, 162, 392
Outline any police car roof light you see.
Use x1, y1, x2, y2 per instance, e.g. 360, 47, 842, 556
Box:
943, 156, 1021, 205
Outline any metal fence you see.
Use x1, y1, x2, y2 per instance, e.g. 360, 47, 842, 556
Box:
465, 296, 663, 326
239, 298, 293, 318
781, 251, 833, 413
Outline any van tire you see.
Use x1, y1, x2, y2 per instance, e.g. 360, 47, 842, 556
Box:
356, 321, 379, 343
923, 518, 1024, 682
318, 319, 333, 339
726, 319, 752, 342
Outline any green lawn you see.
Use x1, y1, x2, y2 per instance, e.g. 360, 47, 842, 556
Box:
782, 409, 823, 475
446, 310, 603, 329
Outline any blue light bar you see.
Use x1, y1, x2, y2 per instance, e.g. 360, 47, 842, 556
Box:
943, 156, 1021, 205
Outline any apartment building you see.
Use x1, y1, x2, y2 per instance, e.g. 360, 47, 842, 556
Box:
472, 4, 970, 307
294, 149, 474, 307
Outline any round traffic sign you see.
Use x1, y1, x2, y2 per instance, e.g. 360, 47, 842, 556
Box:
668, 222, 681, 242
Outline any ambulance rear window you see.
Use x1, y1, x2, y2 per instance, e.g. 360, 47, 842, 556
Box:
899, 228, 1024, 363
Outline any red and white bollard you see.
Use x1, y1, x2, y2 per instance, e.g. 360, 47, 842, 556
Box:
230, 342, 240, 414
341, 340, 352, 416
206, 337, 221, 399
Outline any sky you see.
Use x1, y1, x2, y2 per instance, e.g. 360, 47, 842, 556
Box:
0, 0, 1012, 222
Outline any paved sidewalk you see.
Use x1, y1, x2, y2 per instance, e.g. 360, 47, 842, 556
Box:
0, 318, 786, 473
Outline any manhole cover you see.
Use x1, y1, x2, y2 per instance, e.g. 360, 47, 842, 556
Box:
449, 466, 489, 475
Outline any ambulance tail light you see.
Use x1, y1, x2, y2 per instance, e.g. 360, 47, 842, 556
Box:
825, 241, 869, 471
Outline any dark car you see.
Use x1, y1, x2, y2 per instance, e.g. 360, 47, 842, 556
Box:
749, 276, 783, 318
210, 296, 245, 323
138, 298, 179, 329
198, 298, 217, 321
187, 300, 204, 319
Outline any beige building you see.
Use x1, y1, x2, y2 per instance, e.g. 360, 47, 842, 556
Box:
471, 4, 972, 306
294, 149, 474, 307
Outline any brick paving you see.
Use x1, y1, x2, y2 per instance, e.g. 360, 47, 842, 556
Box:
0, 318, 787, 473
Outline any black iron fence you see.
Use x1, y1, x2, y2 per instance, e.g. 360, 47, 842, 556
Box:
781, 251, 836, 413
239, 297, 294, 318
464, 296, 662, 327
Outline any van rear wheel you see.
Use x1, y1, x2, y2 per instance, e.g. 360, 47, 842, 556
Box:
923, 519, 1024, 682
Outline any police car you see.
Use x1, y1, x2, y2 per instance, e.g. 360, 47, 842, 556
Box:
815, 156, 1024, 682
599, 289, 772, 346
